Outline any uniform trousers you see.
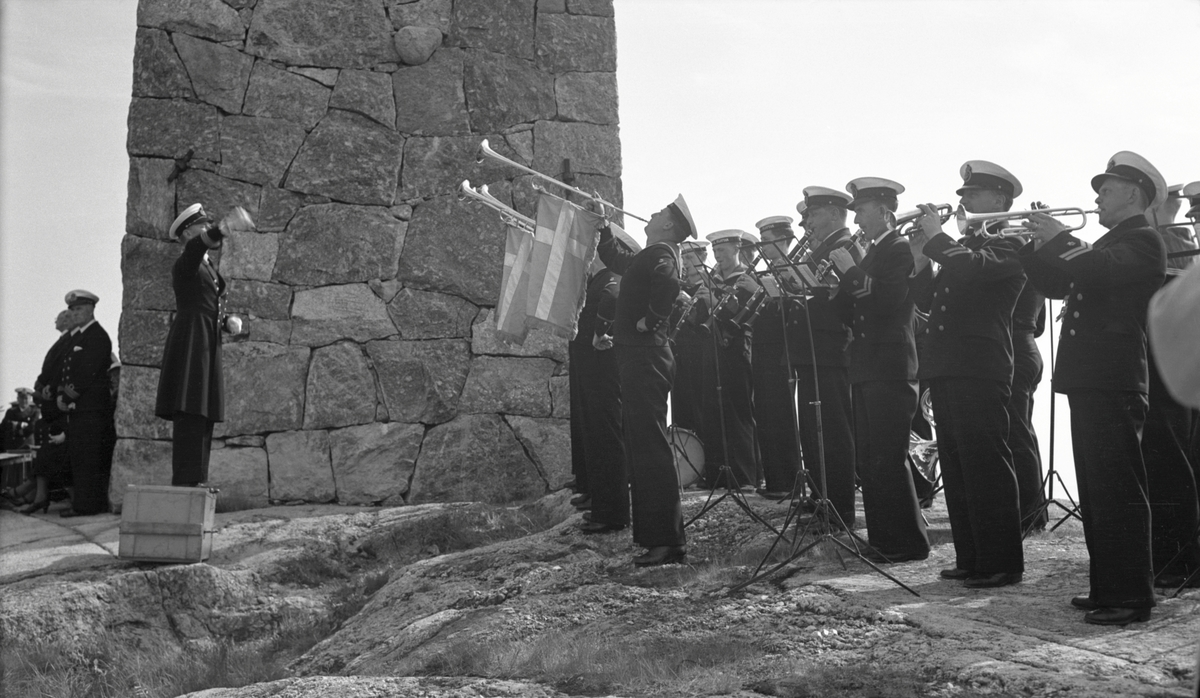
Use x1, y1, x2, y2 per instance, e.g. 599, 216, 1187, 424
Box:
704, 337, 759, 488
172, 412, 214, 486
1143, 351, 1200, 579
568, 342, 591, 496
578, 344, 628, 527
671, 330, 708, 434
1068, 389, 1154, 609
66, 410, 115, 514
853, 380, 930, 557
930, 377, 1024, 575
751, 341, 799, 492
616, 344, 685, 548
1009, 335, 1047, 530
797, 365, 856, 526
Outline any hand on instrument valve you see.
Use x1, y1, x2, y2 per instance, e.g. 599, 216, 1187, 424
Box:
593, 333, 614, 351
584, 195, 612, 227
1024, 211, 1069, 248
828, 247, 856, 275
734, 273, 760, 294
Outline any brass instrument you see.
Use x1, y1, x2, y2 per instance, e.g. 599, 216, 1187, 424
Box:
814, 227, 869, 280
956, 204, 1097, 237
893, 204, 955, 236
458, 180, 536, 232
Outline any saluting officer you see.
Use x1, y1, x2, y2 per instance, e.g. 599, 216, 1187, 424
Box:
787, 187, 859, 528
671, 239, 712, 437
57, 290, 115, 517
828, 178, 930, 563
1020, 151, 1166, 625
908, 161, 1027, 588
595, 195, 697, 567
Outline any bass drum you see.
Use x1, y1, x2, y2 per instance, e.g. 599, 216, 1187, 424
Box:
668, 425, 705, 489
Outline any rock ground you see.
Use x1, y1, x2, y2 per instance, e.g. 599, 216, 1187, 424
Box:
2, 491, 1197, 697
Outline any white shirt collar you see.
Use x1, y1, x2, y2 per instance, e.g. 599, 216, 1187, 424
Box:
72, 319, 97, 335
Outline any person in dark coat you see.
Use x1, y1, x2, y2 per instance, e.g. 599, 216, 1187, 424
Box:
57, 290, 115, 516
1020, 151, 1166, 626
671, 240, 711, 437
156, 203, 249, 487
828, 178, 931, 563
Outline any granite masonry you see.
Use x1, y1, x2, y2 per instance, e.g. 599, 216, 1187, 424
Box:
116, 0, 621, 510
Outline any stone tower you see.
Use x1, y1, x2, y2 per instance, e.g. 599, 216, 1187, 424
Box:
113, 0, 622, 510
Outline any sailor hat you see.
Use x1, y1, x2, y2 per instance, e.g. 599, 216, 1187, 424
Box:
1167, 183, 1184, 199
1091, 151, 1165, 207
845, 177, 905, 209
707, 229, 750, 246
795, 200, 808, 218
956, 160, 1023, 199
64, 289, 99, 307
169, 203, 210, 238
802, 186, 853, 209
739, 231, 760, 247
669, 194, 698, 239
15, 387, 34, 397
1182, 181, 1200, 219
679, 239, 710, 251
755, 216, 794, 238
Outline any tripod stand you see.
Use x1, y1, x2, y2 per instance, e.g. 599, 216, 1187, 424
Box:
730, 233, 920, 596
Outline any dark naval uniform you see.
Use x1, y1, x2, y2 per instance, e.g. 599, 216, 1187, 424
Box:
1021, 213, 1165, 610
60, 320, 116, 514
787, 228, 858, 526
570, 269, 627, 528
1009, 282, 1048, 531
156, 229, 228, 486
836, 231, 930, 559
913, 230, 1026, 577
596, 228, 685, 549
750, 290, 801, 494
670, 281, 709, 435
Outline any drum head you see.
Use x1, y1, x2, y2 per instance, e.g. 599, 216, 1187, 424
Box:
668, 425, 705, 489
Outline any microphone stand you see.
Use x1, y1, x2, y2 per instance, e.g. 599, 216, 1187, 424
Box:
730, 234, 919, 597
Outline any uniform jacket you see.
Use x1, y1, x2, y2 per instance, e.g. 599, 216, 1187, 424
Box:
596, 228, 680, 347
60, 321, 113, 413
35, 332, 72, 397
571, 269, 619, 346
912, 231, 1025, 383
835, 231, 922, 383
156, 232, 227, 420
784, 228, 856, 367
1020, 214, 1165, 394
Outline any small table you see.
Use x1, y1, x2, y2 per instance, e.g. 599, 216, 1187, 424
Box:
0, 450, 34, 490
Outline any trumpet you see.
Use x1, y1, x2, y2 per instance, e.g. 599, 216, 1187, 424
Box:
476, 139, 647, 223
892, 204, 955, 236
458, 180, 535, 231
956, 205, 1097, 237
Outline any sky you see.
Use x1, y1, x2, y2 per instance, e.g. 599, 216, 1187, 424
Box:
4, 0, 1200, 499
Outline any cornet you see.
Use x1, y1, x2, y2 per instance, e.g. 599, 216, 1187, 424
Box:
956, 205, 1097, 238
892, 204, 954, 236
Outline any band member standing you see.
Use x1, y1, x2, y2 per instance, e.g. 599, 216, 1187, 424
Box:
156, 204, 246, 487
694, 230, 761, 489
671, 239, 712, 437
595, 195, 697, 566
1020, 151, 1166, 625
908, 161, 1027, 587
787, 187, 859, 527
1010, 256, 1049, 533
828, 178, 930, 563
57, 290, 115, 516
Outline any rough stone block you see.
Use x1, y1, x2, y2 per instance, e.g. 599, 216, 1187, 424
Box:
244, 318, 292, 344
225, 279, 292, 320
471, 309, 569, 362
368, 278, 403, 303
132, 28, 194, 99
505, 415, 571, 488
127, 157, 177, 239
122, 235, 179, 312
329, 422, 422, 504
533, 121, 621, 177
127, 98, 220, 161
549, 375, 570, 418
242, 62, 331, 130
365, 339, 469, 424
555, 72, 618, 125
386, 288, 478, 339
246, 0, 397, 68
395, 195, 503, 305
221, 231, 279, 282
331, 69, 396, 128
219, 116, 307, 187
292, 284, 397, 346
273, 203, 406, 285
536, 13, 615, 72
209, 446, 270, 508
397, 134, 519, 200
539, 0, 567, 12
449, 0, 536, 60
258, 187, 305, 231
409, 414, 544, 504
463, 51, 556, 134
392, 49, 470, 135
119, 309, 173, 368
459, 356, 555, 417
266, 430, 334, 502
393, 26, 442, 67
176, 168, 262, 224
387, 0, 452, 33
218, 342, 310, 436
173, 33, 254, 113
138, 0, 245, 43
287, 110, 405, 206
109, 439, 174, 510
302, 342, 379, 430
114, 366, 173, 440
288, 66, 339, 86
566, 0, 613, 16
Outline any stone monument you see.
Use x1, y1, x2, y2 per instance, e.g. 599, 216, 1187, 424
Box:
114, 0, 622, 510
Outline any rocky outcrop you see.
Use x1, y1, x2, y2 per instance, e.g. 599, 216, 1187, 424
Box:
119, 0, 621, 508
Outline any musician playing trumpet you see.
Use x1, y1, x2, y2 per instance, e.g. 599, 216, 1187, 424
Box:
907, 160, 1028, 588
670, 240, 712, 438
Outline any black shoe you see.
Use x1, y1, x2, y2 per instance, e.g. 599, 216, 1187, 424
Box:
964, 571, 1022, 588
1084, 607, 1151, 626
632, 545, 686, 567
939, 567, 972, 580
862, 548, 928, 564
755, 488, 792, 501
578, 521, 626, 535
1070, 595, 1098, 610
572, 496, 592, 511
569, 493, 590, 506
